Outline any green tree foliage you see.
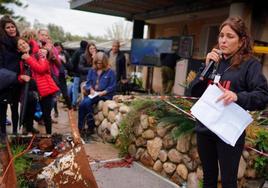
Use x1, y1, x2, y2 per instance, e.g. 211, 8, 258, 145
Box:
47, 23, 66, 42
0, 0, 26, 20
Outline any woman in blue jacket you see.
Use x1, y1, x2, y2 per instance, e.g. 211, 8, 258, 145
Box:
78, 52, 116, 134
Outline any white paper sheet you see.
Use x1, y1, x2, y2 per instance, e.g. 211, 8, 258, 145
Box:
190, 84, 253, 146
88, 91, 99, 99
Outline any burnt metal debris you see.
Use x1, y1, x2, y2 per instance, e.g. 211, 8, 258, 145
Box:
0, 110, 98, 188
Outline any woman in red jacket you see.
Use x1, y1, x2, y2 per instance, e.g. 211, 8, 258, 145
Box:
18, 37, 58, 134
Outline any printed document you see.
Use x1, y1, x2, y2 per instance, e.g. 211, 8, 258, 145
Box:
190, 84, 253, 146
88, 91, 99, 99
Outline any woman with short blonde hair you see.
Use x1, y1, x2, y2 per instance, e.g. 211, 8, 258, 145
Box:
78, 52, 116, 135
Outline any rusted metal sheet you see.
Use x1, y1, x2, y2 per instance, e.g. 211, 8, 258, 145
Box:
0, 138, 17, 188
1, 109, 98, 188
35, 110, 98, 187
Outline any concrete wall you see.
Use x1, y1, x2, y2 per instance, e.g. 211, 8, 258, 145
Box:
146, 15, 226, 94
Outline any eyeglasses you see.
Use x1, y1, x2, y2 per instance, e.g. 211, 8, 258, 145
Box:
96, 60, 103, 65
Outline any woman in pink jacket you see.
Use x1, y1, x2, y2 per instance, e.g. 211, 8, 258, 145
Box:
18, 37, 58, 134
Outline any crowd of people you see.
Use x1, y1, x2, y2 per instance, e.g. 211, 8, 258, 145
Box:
1, 13, 268, 188
0, 15, 127, 137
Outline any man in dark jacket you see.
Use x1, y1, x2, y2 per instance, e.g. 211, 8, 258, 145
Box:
70, 40, 88, 109
107, 40, 127, 93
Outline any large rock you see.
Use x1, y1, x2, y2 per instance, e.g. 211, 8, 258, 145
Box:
187, 173, 199, 188
188, 147, 199, 162
135, 148, 145, 160
196, 166, 203, 180
133, 123, 143, 137
135, 137, 147, 147
110, 123, 119, 137
153, 160, 163, 172
108, 111, 116, 123
182, 154, 198, 171
168, 149, 183, 163
115, 113, 122, 124
171, 172, 184, 186
191, 134, 197, 146
128, 144, 136, 157
140, 151, 154, 167
176, 134, 191, 153
102, 129, 113, 142
147, 137, 162, 160
142, 129, 155, 139
99, 119, 109, 131
95, 119, 101, 126
244, 168, 257, 178
97, 111, 105, 122
163, 162, 176, 174
107, 100, 119, 110
148, 116, 157, 127
176, 164, 188, 180
140, 114, 149, 129
119, 105, 130, 114
238, 157, 247, 179
156, 122, 174, 138
158, 150, 168, 162
102, 101, 109, 117
162, 134, 176, 149
97, 100, 104, 111
242, 150, 250, 160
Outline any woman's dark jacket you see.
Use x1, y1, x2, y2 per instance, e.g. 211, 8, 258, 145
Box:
0, 36, 21, 102
78, 53, 92, 82
190, 57, 268, 133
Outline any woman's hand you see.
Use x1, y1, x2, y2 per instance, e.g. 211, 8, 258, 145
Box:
205, 48, 222, 66
21, 53, 30, 60
90, 88, 95, 95
38, 49, 48, 58
20, 75, 31, 82
121, 79, 128, 84
98, 90, 107, 97
216, 83, 238, 105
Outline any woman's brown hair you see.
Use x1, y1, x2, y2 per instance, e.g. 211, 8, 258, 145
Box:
84, 42, 97, 65
0, 15, 20, 38
219, 16, 253, 67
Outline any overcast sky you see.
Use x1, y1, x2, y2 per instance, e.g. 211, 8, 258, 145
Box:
8, 0, 130, 37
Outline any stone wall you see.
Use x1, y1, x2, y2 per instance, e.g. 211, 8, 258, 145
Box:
93, 95, 260, 188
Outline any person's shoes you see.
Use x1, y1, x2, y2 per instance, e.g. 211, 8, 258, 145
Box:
31, 128, 40, 134
38, 120, 44, 126
52, 119, 58, 124
5, 119, 11, 126
72, 105, 78, 111
87, 128, 95, 135
79, 128, 86, 137
22, 128, 28, 135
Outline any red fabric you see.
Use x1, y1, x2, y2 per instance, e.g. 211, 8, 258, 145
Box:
28, 39, 39, 54
24, 56, 58, 97
19, 39, 58, 97
103, 155, 133, 168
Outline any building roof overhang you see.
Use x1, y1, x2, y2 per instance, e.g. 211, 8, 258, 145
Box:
70, 0, 233, 22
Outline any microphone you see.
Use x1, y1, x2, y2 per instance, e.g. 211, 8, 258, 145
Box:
199, 51, 222, 80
